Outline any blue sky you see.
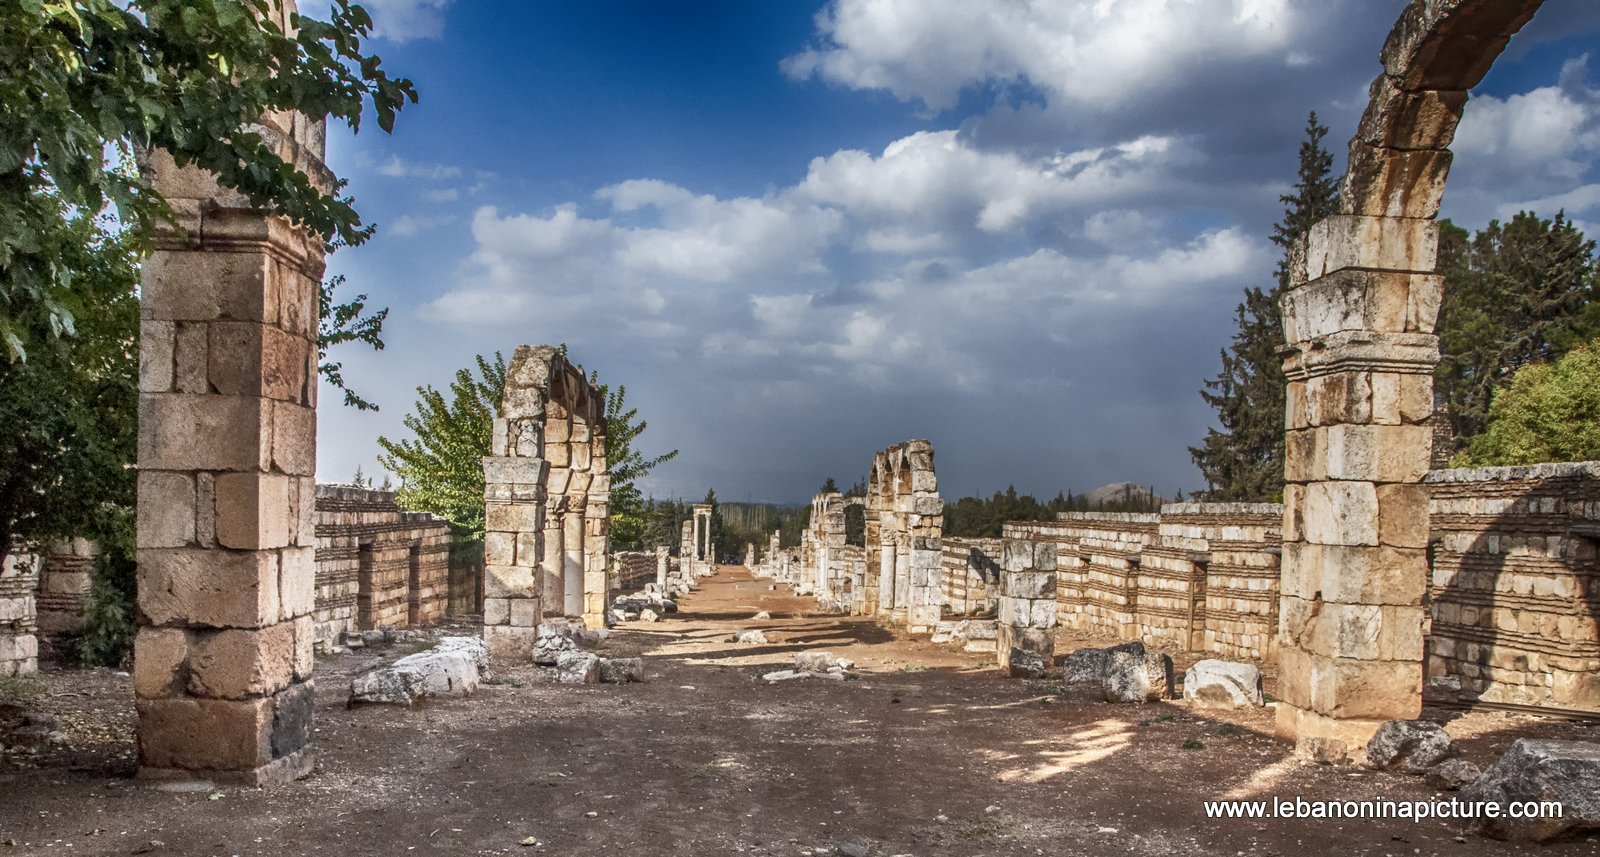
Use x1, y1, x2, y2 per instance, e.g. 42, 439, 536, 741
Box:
311, 0, 1600, 504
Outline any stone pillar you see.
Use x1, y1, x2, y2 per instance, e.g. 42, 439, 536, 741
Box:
1276, 217, 1440, 759
541, 497, 566, 616
133, 87, 325, 784
482, 346, 553, 660
997, 538, 1058, 678
582, 488, 610, 628
1, 551, 39, 677
563, 504, 584, 617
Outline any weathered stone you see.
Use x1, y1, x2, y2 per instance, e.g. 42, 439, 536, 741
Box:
349, 667, 422, 706
795, 651, 838, 673
1365, 719, 1454, 773
1425, 758, 1481, 791
729, 629, 768, 644
1061, 642, 1144, 684
597, 657, 643, 684
1183, 660, 1264, 709
1007, 647, 1047, 679
555, 651, 600, 684
1103, 650, 1173, 704
1461, 739, 1600, 842
435, 636, 491, 676
391, 649, 480, 698
532, 622, 578, 666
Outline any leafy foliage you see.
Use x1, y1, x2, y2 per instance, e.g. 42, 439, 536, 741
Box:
318, 272, 388, 411
377, 353, 506, 539
1435, 211, 1599, 452
1456, 341, 1600, 467
1191, 113, 1338, 501
943, 485, 1161, 538
591, 373, 678, 550
0, 0, 416, 361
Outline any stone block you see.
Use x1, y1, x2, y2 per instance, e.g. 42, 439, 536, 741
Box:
139, 393, 269, 472
1309, 656, 1422, 721
1376, 483, 1430, 548
140, 251, 275, 323
509, 597, 539, 628
1301, 481, 1379, 547
485, 502, 539, 534
484, 564, 537, 599
215, 472, 292, 550
136, 696, 272, 771
187, 623, 296, 700
483, 532, 516, 566
140, 319, 175, 393
1356, 77, 1467, 151
482, 457, 547, 485
291, 615, 315, 681
1342, 142, 1452, 219
271, 401, 316, 477
207, 322, 310, 403
278, 546, 315, 620
133, 627, 190, 699
482, 597, 510, 626
138, 548, 280, 629
270, 680, 315, 759
138, 471, 197, 549
1302, 215, 1439, 281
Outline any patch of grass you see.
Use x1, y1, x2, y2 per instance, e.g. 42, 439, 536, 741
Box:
899, 663, 928, 673
0, 673, 45, 704
1137, 713, 1177, 727
1027, 681, 1065, 696
975, 660, 995, 668
1182, 739, 1206, 750
1263, 692, 1279, 703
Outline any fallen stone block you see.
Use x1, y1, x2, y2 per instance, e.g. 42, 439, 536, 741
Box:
349, 666, 423, 706
391, 649, 480, 698
1007, 647, 1047, 680
639, 608, 662, 623
1061, 641, 1146, 684
598, 657, 644, 684
435, 636, 491, 677
1461, 739, 1600, 842
555, 651, 600, 684
1365, 720, 1453, 773
752, 610, 771, 620
795, 651, 838, 673
1183, 659, 1263, 709
762, 669, 806, 682
729, 629, 768, 644
1102, 650, 1173, 703
1425, 758, 1482, 791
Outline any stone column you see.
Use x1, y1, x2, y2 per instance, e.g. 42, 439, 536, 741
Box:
997, 538, 1058, 678
563, 504, 584, 617
582, 485, 610, 628
540, 496, 566, 616
133, 98, 324, 785
1276, 216, 1440, 759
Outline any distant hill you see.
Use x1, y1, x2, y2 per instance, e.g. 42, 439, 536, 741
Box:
1080, 482, 1164, 508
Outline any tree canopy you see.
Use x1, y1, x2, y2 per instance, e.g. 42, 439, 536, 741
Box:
1456, 340, 1600, 467
0, 0, 416, 361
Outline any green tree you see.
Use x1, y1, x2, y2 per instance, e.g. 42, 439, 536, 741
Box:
591, 375, 678, 550
1456, 341, 1600, 466
377, 353, 506, 538
0, 0, 416, 361
819, 477, 838, 494
1191, 112, 1339, 501
1435, 211, 1599, 452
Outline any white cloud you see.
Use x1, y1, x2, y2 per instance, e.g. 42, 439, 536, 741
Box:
784, 0, 1299, 111
376, 155, 463, 180
386, 213, 455, 238
358, 0, 452, 42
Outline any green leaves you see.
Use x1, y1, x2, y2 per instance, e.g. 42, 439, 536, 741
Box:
1459, 340, 1600, 467
0, 0, 417, 362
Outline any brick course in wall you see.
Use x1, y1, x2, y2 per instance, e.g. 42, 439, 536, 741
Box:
1, 551, 39, 676
941, 537, 1001, 617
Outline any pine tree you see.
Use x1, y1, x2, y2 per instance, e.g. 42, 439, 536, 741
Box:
1435, 211, 1599, 451
1191, 113, 1339, 501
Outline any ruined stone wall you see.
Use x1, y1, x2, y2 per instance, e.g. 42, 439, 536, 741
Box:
35, 539, 96, 642
1, 551, 39, 677
613, 551, 658, 594
447, 545, 483, 617
1424, 463, 1600, 712
1004, 507, 1279, 659
312, 485, 452, 648
1006, 513, 1159, 641
941, 537, 1002, 617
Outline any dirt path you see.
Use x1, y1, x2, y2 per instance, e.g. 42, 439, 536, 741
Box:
1, 566, 1596, 855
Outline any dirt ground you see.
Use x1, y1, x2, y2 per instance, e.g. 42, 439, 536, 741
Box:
1, 566, 1597, 856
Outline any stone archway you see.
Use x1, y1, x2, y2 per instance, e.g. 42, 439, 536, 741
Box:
1277, 0, 1545, 760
